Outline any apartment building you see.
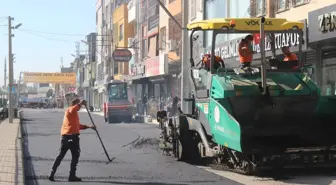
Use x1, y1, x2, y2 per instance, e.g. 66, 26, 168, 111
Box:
94, 0, 104, 110
158, 0, 182, 98
112, 3, 134, 80
82, 33, 97, 107
127, 0, 143, 102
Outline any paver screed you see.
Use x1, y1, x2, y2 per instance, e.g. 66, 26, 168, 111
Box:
0, 118, 24, 185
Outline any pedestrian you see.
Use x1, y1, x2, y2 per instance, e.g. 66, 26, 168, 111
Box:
48, 98, 96, 182
142, 94, 148, 115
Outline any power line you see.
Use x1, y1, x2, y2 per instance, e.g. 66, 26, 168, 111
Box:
17, 28, 109, 37
15, 29, 106, 57
16, 29, 112, 43
17, 29, 76, 43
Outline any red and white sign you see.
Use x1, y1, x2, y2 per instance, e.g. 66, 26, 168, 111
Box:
145, 55, 167, 77
68, 87, 76, 92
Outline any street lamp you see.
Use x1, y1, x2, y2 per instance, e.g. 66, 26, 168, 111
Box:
13, 23, 22, 29
8, 15, 23, 123
81, 40, 88, 44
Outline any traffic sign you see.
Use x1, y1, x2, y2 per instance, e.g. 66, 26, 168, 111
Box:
7, 86, 16, 93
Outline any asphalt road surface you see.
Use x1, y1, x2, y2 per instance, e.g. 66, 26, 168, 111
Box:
21, 108, 336, 185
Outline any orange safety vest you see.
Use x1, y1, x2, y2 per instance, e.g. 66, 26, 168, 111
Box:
61, 104, 87, 136
238, 41, 253, 63
283, 53, 298, 61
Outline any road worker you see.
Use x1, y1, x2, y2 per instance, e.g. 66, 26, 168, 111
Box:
48, 98, 96, 182
238, 34, 254, 68
281, 46, 299, 69
202, 54, 225, 71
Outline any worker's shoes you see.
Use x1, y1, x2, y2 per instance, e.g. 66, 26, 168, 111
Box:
68, 175, 82, 182
48, 171, 55, 181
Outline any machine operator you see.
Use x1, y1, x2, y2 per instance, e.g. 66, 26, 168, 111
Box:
238, 34, 254, 68
282, 46, 298, 61
202, 54, 225, 71
281, 46, 299, 69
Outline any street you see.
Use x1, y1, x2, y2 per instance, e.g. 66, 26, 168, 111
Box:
22, 108, 336, 185
22, 108, 234, 185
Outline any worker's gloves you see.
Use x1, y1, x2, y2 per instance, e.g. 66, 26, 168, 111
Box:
87, 124, 96, 130
80, 100, 87, 106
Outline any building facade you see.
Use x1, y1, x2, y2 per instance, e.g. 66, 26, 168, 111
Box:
94, 0, 104, 110
159, 0, 182, 98
112, 2, 134, 80
308, 3, 336, 95
82, 33, 97, 107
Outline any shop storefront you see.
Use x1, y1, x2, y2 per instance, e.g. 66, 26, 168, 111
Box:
129, 61, 147, 114
308, 4, 336, 95
145, 56, 168, 117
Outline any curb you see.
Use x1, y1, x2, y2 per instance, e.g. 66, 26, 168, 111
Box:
18, 110, 26, 185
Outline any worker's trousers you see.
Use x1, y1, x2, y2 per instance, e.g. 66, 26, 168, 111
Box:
51, 134, 80, 176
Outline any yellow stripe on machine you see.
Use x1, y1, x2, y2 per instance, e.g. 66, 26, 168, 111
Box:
187, 18, 304, 32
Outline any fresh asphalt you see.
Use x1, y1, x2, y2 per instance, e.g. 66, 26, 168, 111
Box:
21, 108, 241, 185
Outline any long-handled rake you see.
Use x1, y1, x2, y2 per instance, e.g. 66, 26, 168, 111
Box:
84, 105, 113, 163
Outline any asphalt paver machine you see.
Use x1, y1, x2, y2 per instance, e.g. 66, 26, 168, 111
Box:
157, 17, 336, 175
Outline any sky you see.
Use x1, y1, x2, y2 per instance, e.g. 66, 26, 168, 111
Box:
0, 0, 96, 86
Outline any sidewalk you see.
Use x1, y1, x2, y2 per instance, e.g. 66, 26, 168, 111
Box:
0, 118, 24, 185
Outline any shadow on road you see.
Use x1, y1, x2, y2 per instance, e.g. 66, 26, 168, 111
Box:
21, 118, 39, 185
81, 180, 189, 184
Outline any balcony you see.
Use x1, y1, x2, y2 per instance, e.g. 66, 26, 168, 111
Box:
128, 0, 137, 23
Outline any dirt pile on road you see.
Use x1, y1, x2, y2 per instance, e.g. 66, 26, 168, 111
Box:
132, 137, 160, 149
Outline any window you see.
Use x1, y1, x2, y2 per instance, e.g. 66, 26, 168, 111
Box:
119, 24, 124, 41
229, 0, 250, 40
114, 62, 119, 74
107, 83, 128, 101
321, 51, 336, 95
255, 0, 264, 17
142, 39, 147, 59
293, 0, 310, 6
204, 0, 227, 48
160, 27, 166, 50
148, 36, 157, 57
189, 0, 196, 20
276, 0, 286, 11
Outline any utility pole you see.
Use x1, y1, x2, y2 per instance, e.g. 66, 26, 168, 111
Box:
181, 0, 189, 112
4, 58, 7, 89
75, 42, 80, 57
8, 16, 14, 123
8, 17, 22, 123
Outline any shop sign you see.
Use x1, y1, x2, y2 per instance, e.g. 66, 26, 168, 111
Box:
112, 49, 132, 62
130, 64, 145, 76
145, 57, 161, 77
318, 11, 336, 33
201, 32, 302, 60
